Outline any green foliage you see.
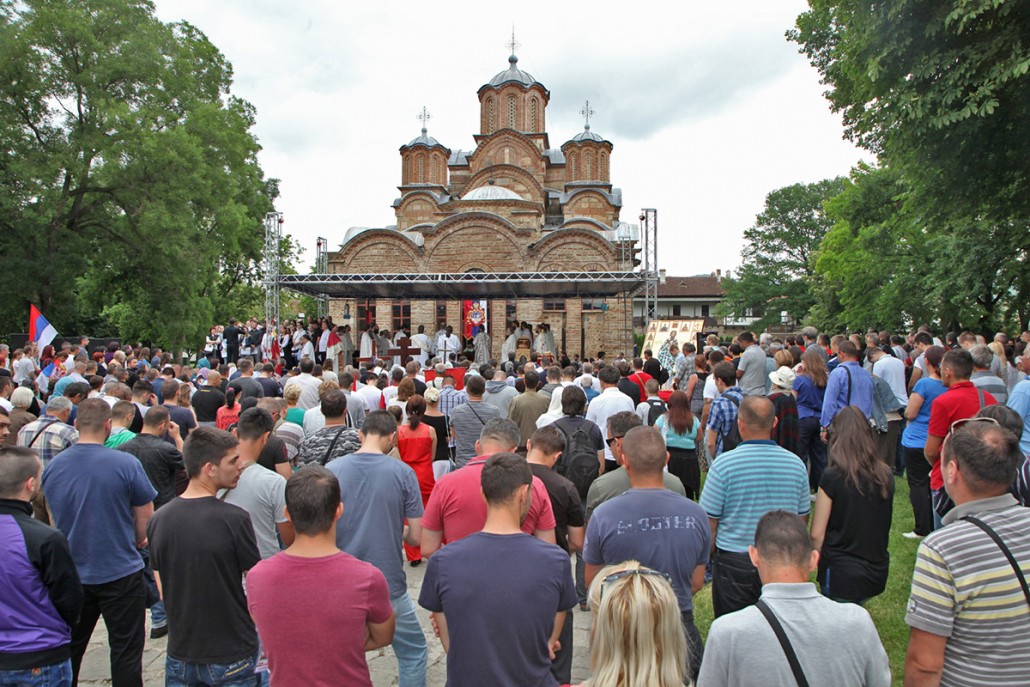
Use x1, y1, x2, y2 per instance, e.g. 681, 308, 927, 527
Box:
719, 178, 846, 332
0, 0, 278, 347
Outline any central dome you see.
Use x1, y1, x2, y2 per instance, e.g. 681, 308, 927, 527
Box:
463, 185, 524, 201
487, 54, 541, 88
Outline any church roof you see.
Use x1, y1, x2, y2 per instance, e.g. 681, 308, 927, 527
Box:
463, 184, 525, 201
570, 127, 605, 143
483, 55, 547, 92
401, 128, 448, 151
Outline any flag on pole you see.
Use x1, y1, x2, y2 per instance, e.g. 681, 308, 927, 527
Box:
35, 362, 55, 394
28, 305, 58, 348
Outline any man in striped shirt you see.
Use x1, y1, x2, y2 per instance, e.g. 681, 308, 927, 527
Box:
905, 420, 1030, 686
700, 396, 810, 618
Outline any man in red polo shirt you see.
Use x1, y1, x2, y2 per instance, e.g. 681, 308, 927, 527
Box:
420, 418, 556, 558
923, 349, 996, 529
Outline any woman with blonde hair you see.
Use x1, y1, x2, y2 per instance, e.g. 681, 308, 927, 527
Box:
988, 340, 1021, 391
575, 560, 687, 687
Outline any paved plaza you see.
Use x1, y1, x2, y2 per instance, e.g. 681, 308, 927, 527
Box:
79, 560, 594, 686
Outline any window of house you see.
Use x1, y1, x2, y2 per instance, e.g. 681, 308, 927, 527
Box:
530, 99, 538, 130
357, 299, 376, 329
543, 299, 566, 311
582, 299, 605, 311
508, 96, 516, 128
436, 301, 448, 329
488, 98, 495, 133
506, 300, 517, 322
392, 300, 411, 332
672, 304, 681, 317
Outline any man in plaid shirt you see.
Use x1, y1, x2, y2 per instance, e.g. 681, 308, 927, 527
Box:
437, 375, 468, 418
706, 362, 744, 460
17, 395, 79, 467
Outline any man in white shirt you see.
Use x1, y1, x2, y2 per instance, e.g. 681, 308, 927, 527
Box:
359, 325, 375, 360
574, 362, 602, 393
868, 347, 908, 409
409, 326, 432, 367
435, 326, 460, 362
585, 365, 634, 472
283, 359, 322, 410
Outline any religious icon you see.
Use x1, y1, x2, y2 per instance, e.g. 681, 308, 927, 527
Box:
463, 300, 487, 339
343, 303, 351, 320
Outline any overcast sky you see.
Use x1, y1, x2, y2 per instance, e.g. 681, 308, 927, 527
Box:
153, 0, 866, 279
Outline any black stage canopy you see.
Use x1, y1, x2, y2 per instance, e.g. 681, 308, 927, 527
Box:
279, 271, 646, 300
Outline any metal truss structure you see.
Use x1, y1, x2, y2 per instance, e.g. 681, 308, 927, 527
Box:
262, 212, 283, 329
278, 270, 645, 300
314, 236, 329, 318
639, 208, 659, 325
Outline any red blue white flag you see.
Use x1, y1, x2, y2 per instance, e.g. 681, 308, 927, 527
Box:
28, 305, 58, 348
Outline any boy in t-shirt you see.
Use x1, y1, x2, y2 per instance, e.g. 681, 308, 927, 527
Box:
247, 467, 394, 687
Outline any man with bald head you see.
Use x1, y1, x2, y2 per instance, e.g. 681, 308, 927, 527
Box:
583, 425, 710, 681
700, 396, 810, 618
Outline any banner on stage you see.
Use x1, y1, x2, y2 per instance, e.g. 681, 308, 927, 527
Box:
642, 318, 706, 354
462, 300, 487, 340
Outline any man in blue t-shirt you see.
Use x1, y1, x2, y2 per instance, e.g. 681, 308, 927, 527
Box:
419, 452, 577, 687
584, 425, 710, 682
325, 410, 427, 687
41, 399, 157, 686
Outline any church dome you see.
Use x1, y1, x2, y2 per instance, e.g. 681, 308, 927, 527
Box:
486, 54, 541, 89
570, 126, 604, 143
463, 184, 524, 201
401, 128, 446, 150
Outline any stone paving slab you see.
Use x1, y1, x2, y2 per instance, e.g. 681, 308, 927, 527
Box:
80, 560, 594, 686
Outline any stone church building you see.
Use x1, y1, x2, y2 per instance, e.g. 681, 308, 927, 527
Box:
325, 51, 641, 360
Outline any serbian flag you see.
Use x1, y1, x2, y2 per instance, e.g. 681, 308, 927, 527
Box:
35, 362, 55, 394
29, 305, 58, 348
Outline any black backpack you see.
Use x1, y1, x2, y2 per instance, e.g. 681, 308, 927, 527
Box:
721, 394, 743, 453
645, 399, 667, 426
556, 419, 601, 499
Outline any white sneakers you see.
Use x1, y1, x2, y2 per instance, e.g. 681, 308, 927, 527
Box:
902, 531, 925, 540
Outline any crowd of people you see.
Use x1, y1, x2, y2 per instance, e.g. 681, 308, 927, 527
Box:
1, 321, 1029, 686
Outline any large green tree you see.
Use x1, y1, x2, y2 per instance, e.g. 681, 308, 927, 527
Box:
790, 0, 1030, 223
719, 177, 846, 332
0, 0, 277, 348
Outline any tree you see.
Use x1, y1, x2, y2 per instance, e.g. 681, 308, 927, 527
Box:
719, 177, 846, 332
790, 1, 1030, 224
0, 0, 276, 348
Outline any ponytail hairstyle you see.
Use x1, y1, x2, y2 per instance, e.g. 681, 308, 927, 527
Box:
225, 387, 237, 410
406, 394, 427, 430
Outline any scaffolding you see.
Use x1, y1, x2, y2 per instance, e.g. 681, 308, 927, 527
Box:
315, 237, 329, 319
640, 208, 659, 326
262, 212, 283, 331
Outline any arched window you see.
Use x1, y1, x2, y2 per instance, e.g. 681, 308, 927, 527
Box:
487, 97, 495, 133
585, 151, 593, 179
430, 155, 437, 183
600, 152, 608, 180
508, 96, 517, 129
417, 156, 424, 183
530, 99, 538, 131
570, 152, 577, 179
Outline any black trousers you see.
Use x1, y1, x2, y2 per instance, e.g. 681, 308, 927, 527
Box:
905, 446, 934, 536
711, 549, 762, 619
70, 570, 146, 687
682, 609, 704, 683
550, 606, 574, 684
798, 416, 827, 491
667, 446, 700, 500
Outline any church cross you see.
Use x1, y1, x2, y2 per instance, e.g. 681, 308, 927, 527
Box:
507, 25, 521, 57
580, 100, 596, 130
418, 106, 431, 132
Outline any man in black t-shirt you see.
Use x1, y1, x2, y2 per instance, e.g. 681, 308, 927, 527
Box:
223, 321, 241, 365
190, 372, 225, 425
236, 407, 292, 479
148, 426, 261, 684
526, 426, 585, 685
256, 364, 281, 398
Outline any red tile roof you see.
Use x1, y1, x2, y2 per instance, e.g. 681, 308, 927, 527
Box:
657, 274, 724, 298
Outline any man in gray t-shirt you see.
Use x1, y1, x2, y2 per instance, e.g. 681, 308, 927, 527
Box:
698, 511, 889, 687
220, 463, 290, 560
450, 398, 501, 469
735, 333, 768, 396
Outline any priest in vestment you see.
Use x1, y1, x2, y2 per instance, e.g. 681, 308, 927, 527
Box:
473, 331, 491, 366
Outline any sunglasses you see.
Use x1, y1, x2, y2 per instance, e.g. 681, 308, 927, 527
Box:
948, 416, 999, 438
605, 435, 623, 447
600, 568, 671, 599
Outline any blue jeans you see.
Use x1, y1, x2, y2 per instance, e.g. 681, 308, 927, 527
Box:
391, 593, 427, 687
0, 660, 72, 687
165, 653, 259, 687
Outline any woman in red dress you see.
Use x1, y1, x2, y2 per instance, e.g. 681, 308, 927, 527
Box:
397, 394, 437, 566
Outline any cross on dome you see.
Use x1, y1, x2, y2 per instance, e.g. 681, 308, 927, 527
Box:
507, 24, 521, 59
417, 106, 432, 134
580, 100, 596, 130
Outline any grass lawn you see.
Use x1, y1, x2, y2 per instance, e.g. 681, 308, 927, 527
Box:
692, 476, 918, 686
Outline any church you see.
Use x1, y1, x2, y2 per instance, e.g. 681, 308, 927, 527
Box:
324, 49, 643, 362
